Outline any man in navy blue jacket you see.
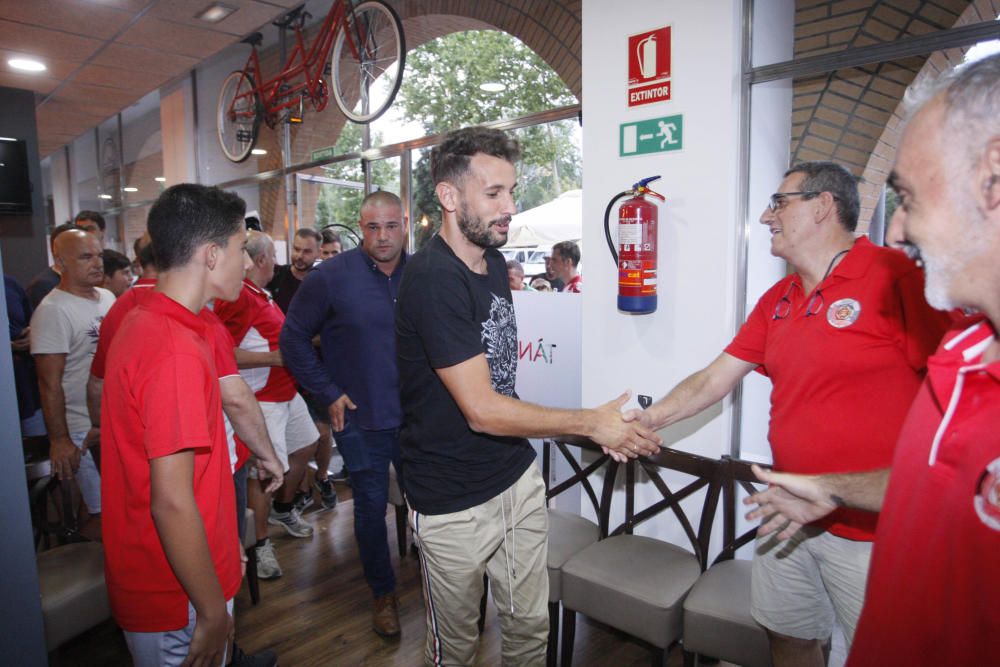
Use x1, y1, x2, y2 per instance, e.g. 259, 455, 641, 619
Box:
280, 191, 406, 638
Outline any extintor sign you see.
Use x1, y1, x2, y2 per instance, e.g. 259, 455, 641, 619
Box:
627, 25, 672, 107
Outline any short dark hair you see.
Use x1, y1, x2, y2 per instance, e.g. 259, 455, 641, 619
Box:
431, 126, 521, 187
506, 259, 524, 275
102, 249, 131, 276
552, 240, 580, 267
784, 161, 860, 232
74, 210, 106, 231
49, 222, 79, 251
321, 228, 342, 245
147, 184, 246, 271
295, 227, 322, 245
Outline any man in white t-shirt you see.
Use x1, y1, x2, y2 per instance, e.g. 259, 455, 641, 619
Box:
31, 229, 114, 534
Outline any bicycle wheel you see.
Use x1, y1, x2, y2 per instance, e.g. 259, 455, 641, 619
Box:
331, 0, 405, 123
217, 70, 261, 162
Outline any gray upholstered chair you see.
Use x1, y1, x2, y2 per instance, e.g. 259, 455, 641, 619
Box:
682, 456, 772, 667
558, 447, 724, 667
543, 438, 617, 667
37, 541, 111, 652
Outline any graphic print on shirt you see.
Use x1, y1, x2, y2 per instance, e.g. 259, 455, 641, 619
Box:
481, 293, 517, 396
975, 457, 1000, 531
87, 315, 105, 342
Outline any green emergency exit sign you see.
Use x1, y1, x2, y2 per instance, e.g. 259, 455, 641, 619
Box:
620, 114, 683, 157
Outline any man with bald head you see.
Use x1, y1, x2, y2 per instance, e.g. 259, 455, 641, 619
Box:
30, 228, 115, 534
281, 190, 408, 636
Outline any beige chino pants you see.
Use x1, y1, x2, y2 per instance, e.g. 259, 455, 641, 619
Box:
411, 464, 549, 666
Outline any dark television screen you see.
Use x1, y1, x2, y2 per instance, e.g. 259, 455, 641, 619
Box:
0, 139, 32, 215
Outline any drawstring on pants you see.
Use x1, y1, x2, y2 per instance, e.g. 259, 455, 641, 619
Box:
499, 487, 517, 616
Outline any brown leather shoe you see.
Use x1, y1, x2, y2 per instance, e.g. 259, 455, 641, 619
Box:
373, 593, 401, 637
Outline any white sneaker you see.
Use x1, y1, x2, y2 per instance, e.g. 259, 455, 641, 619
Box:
255, 540, 282, 579
268, 506, 314, 538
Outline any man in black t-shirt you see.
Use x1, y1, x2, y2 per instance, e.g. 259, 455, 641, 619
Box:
266, 227, 321, 314
396, 127, 661, 666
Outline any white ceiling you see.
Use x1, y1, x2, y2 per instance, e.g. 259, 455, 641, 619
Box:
0, 0, 302, 156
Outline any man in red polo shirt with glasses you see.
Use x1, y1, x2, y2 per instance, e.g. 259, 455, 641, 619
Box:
101, 184, 250, 666
627, 161, 952, 666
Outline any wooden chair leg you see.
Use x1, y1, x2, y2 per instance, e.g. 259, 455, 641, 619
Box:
394, 503, 407, 557
559, 608, 576, 667
547, 601, 559, 667
651, 647, 668, 667
478, 573, 489, 634
245, 546, 260, 605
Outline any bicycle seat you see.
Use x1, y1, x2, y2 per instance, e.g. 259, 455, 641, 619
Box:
241, 32, 263, 47
273, 5, 307, 28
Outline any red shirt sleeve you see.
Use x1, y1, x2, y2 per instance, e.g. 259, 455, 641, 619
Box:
725, 285, 779, 374
91, 290, 137, 379
201, 309, 238, 378
212, 289, 252, 344
139, 353, 215, 459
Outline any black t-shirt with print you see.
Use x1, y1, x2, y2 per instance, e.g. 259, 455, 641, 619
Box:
396, 235, 535, 515
266, 264, 302, 314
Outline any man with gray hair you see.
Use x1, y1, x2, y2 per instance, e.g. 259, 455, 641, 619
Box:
215, 230, 319, 580
626, 159, 951, 666
746, 53, 1000, 666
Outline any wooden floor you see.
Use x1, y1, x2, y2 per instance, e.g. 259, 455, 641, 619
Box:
55, 488, 703, 666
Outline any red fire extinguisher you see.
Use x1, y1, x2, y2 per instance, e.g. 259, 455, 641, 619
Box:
604, 175, 664, 314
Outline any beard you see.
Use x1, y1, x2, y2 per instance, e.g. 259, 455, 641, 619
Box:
918, 203, 990, 311
458, 203, 511, 249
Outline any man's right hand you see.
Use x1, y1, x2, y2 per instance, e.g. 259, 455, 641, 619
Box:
181, 606, 233, 667
49, 436, 81, 480
256, 455, 285, 494
589, 391, 662, 462
744, 465, 838, 540
328, 393, 357, 433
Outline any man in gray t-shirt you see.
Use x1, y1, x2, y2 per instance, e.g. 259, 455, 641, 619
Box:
31, 229, 114, 522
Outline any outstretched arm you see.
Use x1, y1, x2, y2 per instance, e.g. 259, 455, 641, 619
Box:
436, 354, 661, 459
625, 352, 755, 430
744, 465, 890, 539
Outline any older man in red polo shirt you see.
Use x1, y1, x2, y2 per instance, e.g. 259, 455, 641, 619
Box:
746, 53, 1000, 667
628, 161, 952, 666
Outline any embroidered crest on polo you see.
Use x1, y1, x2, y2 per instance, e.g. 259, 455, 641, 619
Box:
974, 457, 1000, 532
827, 298, 861, 328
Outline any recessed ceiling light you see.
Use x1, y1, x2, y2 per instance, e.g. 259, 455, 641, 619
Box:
195, 2, 237, 23
123, 186, 138, 192
251, 148, 267, 155
9, 58, 46, 73
479, 82, 506, 93
98, 194, 113, 200
154, 176, 166, 182
0, 137, 16, 142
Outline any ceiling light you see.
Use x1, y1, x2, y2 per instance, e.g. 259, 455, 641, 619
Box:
251, 148, 267, 155
0, 137, 16, 142
123, 187, 138, 192
98, 194, 113, 200
154, 177, 166, 182
479, 82, 506, 93
9, 58, 46, 72
195, 2, 237, 23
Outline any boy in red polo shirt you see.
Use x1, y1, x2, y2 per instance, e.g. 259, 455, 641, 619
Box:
101, 183, 248, 667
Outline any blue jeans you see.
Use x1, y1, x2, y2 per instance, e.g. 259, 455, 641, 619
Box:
335, 420, 401, 597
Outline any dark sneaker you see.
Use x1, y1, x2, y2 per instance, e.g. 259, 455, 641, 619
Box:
293, 490, 314, 513
373, 593, 401, 637
314, 477, 338, 510
229, 642, 278, 667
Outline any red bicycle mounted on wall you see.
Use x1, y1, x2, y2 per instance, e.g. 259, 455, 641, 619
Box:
216, 0, 405, 163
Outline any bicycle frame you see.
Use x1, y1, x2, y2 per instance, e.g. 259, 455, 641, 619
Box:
230, 0, 364, 123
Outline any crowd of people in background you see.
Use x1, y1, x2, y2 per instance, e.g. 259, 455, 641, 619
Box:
5, 51, 1000, 667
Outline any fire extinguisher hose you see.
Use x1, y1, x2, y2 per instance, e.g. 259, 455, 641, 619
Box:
604, 191, 633, 265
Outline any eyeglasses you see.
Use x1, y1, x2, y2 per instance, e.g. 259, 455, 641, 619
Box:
767, 191, 824, 212
772, 283, 825, 320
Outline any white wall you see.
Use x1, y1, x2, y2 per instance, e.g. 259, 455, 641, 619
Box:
581, 0, 744, 546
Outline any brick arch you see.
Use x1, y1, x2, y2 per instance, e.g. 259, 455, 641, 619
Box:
254, 0, 582, 239
789, 0, 982, 233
